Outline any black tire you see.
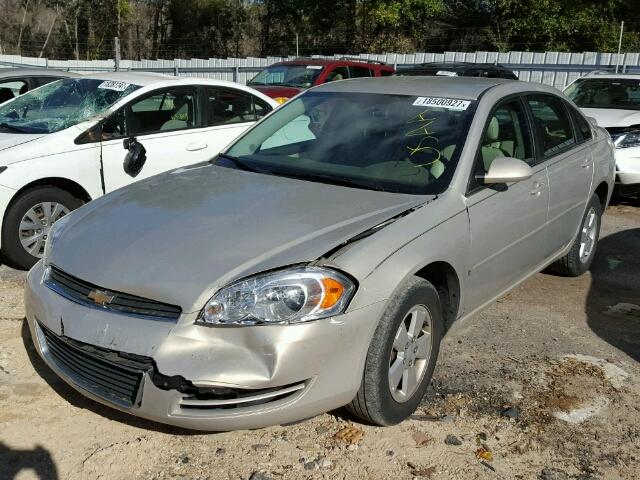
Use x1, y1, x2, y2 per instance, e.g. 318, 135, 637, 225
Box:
548, 194, 602, 277
346, 276, 443, 426
2, 187, 82, 270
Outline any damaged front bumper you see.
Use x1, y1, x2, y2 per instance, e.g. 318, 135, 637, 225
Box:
25, 261, 386, 431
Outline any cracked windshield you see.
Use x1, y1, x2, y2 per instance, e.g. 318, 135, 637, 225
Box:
224, 92, 476, 194
0, 78, 140, 134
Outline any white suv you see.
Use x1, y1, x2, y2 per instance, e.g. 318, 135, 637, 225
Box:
0, 72, 276, 269
564, 72, 640, 197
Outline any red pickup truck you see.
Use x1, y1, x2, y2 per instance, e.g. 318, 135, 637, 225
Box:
247, 58, 394, 103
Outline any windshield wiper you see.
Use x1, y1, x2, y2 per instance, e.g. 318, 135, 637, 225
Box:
266, 169, 385, 191
214, 153, 262, 173
0, 122, 29, 133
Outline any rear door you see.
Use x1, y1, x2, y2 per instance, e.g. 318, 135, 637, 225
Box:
526, 95, 593, 256
465, 96, 550, 309
199, 86, 272, 154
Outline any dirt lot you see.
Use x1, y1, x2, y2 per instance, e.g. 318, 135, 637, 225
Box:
1, 203, 639, 480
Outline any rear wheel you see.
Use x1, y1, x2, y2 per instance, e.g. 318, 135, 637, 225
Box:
346, 277, 443, 425
548, 194, 602, 277
2, 187, 82, 270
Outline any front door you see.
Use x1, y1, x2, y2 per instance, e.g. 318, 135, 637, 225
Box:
465, 97, 550, 310
100, 85, 270, 192
101, 86, 207, 192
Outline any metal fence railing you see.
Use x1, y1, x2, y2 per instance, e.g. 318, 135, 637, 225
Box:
2, 50, 640, 89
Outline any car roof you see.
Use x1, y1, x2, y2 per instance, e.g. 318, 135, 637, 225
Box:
272, 58, 391, 68
407, 62, 512, 70
312, 76, 518, 100
77, 71, 178, 86
581, 71, 640, 80
0, 68, 77, 78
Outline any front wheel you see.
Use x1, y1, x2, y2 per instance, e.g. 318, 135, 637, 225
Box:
548, 193, 602, 277
2, 187, 82, 270
346, 277, 443, 426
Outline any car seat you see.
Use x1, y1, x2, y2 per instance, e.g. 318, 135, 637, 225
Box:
19, 84, 28, 95
481, 117, 508, 171
161, 95, 193, 130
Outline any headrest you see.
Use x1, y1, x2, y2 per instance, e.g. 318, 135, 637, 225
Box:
486, 116, 499, 141
0, 88, 15, 103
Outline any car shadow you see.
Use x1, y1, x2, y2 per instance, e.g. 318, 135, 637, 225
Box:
586, 227, 640, 362
20, 319, 208, 435
0, 442, 58, 480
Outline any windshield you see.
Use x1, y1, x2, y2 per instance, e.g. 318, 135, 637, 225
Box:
564, 78, 640, 111
248, 65, 324, 88
0, 78, 140, 134
222, 92, 476, 195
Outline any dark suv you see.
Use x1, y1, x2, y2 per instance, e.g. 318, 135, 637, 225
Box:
395, 62, 518, 80
247, 58, 394, 103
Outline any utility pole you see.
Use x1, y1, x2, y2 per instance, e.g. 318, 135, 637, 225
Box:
114, 37, 121, 72
615, 21, 624, 74
295, 32, 299, 57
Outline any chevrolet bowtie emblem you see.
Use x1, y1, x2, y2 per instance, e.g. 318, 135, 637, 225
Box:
87, 289, 115, 306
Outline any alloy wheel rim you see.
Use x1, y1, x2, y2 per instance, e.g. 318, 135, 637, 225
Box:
579, 207, 597, 263
389, 304, 432, 403
19, 202, 69, 257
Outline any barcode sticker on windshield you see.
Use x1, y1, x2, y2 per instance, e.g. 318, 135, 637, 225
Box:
306, 66, 323, 70
413, 96, 470, 110
98, 81, 130, 91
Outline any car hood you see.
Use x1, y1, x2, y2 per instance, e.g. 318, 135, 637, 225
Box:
50, 163, 426, 313
580, 108, 640, 128
251, 85, 303, 99
0, 132, 45, 157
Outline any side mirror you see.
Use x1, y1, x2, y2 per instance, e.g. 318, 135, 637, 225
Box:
478, 156, 533, 184
123, 137, 147, 177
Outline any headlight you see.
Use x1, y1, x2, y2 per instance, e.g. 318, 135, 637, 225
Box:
42, 213, 70, 264
198, 266, 356, 326
613, 129, 640, 149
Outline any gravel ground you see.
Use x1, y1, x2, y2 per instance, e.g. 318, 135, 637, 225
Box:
0, 202, 638, 480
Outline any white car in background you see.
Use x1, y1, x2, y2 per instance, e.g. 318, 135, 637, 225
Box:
564, 72, 640, 197
0, 72, 276, 269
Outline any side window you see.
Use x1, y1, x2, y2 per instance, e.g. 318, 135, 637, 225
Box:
0, 79, 27, 103
569, 105, 592, 142
33, 76, 62, 88
325, 66, 349, 83
207, 88, 270, 126
476, 98, 534, 179
253, 97, 272, 121
127, 88, 197, 135
349, 66, 372, 78
527, 95, 576, 158
486, 70, 503, 78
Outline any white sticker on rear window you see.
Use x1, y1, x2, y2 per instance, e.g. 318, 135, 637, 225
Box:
413, 96, 470, 110
98, 80, 130, 91
436, 70, 458, 76
306, 66, 323, 70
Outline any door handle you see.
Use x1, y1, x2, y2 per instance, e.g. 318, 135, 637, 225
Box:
580, 158, 592, 168
530, 181, 545, 196
186, 142, 208, 152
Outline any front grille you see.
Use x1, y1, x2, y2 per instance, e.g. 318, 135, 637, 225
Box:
36, 321, 149, 408
45, 265, 182, 321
